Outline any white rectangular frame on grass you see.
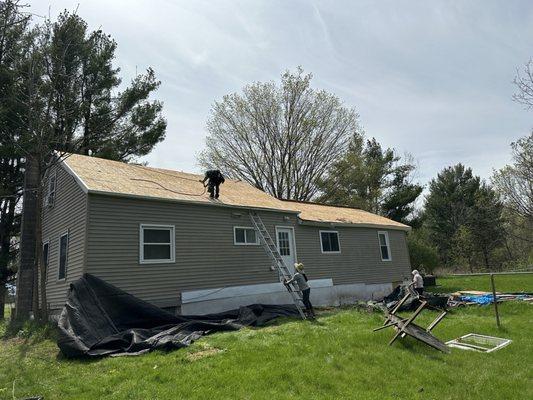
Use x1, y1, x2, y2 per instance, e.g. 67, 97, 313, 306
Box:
445, 333, 512, 353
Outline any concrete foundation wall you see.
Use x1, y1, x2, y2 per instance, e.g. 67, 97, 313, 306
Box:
181, 279, 393, 315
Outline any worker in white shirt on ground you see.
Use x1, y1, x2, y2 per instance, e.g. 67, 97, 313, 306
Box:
410, 269, 424, 296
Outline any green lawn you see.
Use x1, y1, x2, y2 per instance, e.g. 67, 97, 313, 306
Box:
428, 273, 533, 294
1, 276, 532, 400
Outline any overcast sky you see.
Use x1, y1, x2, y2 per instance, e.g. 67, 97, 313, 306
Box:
32, 0, 533, 187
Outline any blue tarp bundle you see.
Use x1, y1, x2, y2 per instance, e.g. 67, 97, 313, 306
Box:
459, 293, 531, 305
459, 294, 496, 305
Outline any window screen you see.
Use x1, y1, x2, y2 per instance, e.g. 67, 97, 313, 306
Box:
320, 231, 340, 253
58, 233, 68, 279
234, 227, 258, 245
378, 232, 391, 261
140, 225, 175, 263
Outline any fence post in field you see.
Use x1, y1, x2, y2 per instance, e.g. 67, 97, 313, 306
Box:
490, 273, 501, 328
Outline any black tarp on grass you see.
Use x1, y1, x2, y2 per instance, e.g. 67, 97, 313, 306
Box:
57, 274, 299, 358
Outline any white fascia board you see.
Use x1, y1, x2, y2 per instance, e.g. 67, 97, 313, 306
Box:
60, 158, 89, 194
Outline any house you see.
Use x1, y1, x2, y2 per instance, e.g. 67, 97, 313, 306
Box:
42, 153, 412, 314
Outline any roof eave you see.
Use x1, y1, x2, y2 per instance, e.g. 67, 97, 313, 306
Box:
297, 218, 411, 232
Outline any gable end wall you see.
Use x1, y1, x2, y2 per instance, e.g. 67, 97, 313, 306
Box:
43, 164, 87, 309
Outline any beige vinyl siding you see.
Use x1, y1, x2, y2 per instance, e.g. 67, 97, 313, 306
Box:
86, 194, 411, 308
294, 225, 411, 285
43, 164, 87, 309
85, 195, 294, 307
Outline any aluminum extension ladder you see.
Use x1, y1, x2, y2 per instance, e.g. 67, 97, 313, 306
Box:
249, 211, 307, 320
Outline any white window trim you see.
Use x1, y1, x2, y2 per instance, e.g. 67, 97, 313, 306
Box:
233, 226, 260, 246
42, 239, 50, 282
45, 172, 57, 208
319, 230, 341, 254
57, 231, 69, 281
275, 226, 298, 263
378, 231, 392, 261
139, 224, 176, 264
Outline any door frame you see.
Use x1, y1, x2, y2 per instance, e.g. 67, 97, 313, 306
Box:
275, 226, 298, 267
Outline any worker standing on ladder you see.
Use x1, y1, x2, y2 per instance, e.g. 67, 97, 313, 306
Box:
285, 263, 315, 318
200, 170, 225, 199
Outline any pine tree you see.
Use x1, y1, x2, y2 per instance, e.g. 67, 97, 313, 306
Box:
0, 5, 167, 321
318, 136, 422, 223
424, 164, 480, 265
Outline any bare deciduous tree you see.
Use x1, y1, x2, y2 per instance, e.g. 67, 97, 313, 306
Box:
199, 68, 361, 201
513, 60, 533, 108
492, 133, 533, 225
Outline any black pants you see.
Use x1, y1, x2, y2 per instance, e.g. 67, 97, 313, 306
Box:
415, 287, 424, 296
208, 183, 220, 198
302, 288, 314, 314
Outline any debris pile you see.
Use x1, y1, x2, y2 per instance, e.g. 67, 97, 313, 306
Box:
383, 284, 448, 311
373, 288, 449, 352
449, 290, 533, 307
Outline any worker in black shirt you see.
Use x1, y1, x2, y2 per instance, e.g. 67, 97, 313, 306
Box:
200, 170, 225, 199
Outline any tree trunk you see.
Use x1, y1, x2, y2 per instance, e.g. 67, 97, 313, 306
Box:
0, 284, 6, 320
504, 237, 513, 261
36, 180, 47, 322
15, 153, 39, 320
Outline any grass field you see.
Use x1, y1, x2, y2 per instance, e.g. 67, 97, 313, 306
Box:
428, 273, 533, 294
1, 274, 532, 400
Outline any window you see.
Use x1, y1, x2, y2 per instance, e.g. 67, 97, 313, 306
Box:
140, 224, 175, 264
45, 173, 57, 207
278, 231, 291, 256
234, 227, 259, 245
378, 231, 391, 261
320, 230, 340, 253
58, 232, 68, 280
42, 241, 50, 281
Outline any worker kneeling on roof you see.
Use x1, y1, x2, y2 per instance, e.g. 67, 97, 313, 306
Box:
200, 170, 225, 199
285, 263, 316, 319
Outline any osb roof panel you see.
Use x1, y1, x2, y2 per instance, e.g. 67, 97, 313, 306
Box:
64, 153, 294, 212
281, 200, 410, 230
63, 153, 410, 230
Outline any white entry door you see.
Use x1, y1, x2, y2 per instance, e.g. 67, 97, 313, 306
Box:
276, 227, 296, 274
